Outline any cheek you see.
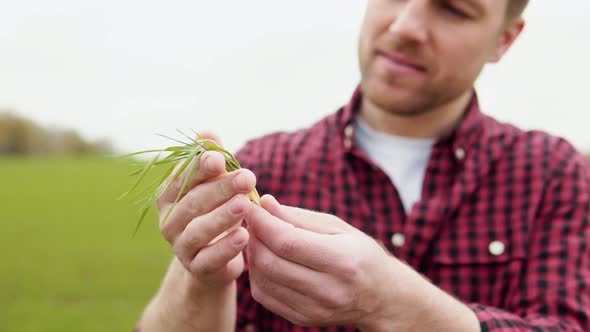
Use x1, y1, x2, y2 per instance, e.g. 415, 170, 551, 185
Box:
434, 37, 489, 87
358, 10, 391, 71
358, 26, 374, 73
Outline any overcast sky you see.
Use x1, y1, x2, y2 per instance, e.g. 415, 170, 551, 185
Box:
1, 1, 589, 153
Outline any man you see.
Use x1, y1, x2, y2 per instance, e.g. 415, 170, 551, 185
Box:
138, 0, 590, 331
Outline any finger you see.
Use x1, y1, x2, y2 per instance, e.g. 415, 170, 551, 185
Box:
196, 130, 223, 147
173, 194, 252, 265
158, 150, 227, 206
248, 234, 342, 306
249, 276, 311, 327
169, 130, 225, 202
261, 195, 348, 234
189, 226, 248, 278
158, 130, 223, 206
249, 268, 320, 323
160, 169, 256, 242
246, 204, 345, 271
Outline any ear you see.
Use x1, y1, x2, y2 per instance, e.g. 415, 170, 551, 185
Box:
488, 18, 525, 63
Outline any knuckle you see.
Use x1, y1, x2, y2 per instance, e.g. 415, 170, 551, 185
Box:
229, 194, 249, 214
277, 238, 296, 257
259, 276, 274, 293
323, 290, 351, 308
191, 256, 214, 276
204, 211, 232, 237
338, 258, 360, 281
190, 236, 238, 276
189, 251, 214, 276
184, 192, 204, 216
258, 256, 277, 277
172, 244, 192, 269
160, 221, 175, 242
184, 222, 205, 248
213, 238, 237, 262
219, 176, 235, 198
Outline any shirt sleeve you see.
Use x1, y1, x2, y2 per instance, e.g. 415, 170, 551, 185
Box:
468, 147, 590, 331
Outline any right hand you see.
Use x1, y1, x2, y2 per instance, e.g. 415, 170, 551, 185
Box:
156, 133, 257, 290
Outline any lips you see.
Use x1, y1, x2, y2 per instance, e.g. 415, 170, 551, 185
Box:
376, 50, 427, 75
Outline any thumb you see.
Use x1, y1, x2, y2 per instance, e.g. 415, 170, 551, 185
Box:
260, 195, 347, 234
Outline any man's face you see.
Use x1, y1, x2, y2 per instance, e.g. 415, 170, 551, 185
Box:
359, 0, 519, 115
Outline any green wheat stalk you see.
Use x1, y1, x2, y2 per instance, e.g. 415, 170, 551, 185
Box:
118, 130, 261, 235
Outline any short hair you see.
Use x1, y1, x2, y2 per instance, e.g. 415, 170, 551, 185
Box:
506, 0, 529, 20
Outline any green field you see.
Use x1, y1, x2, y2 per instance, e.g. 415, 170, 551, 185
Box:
0, 158, 171, 332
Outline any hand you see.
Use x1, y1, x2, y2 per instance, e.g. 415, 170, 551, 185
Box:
245, 195, 401, 329
157, 132, 257, 290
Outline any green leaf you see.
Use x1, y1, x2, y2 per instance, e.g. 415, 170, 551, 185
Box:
118, 153, 160, 200
176, 129, 199, 145
156, 133, 190, 146
160, 149, 200, 226
111, 149, 164, 158
120, 131, 262, 236
132, 204, 152, 237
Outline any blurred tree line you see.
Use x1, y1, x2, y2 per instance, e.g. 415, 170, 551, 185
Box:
0, 111, 113, 156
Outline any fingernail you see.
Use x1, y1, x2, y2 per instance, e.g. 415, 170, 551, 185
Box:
261, 194, 279, 211
204, 153, 216, 172
228, 196, 245, 215
267, 194, 279, 206
231, 229, 246, 246
233, 171, 249, 191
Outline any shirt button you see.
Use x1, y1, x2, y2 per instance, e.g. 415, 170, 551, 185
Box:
344, 125, 354, 138
391, 233, 405, 248
245, 323, 255, 332
455, 147, 466, 160
344, 138, 352, 149
488, 240, 505, 256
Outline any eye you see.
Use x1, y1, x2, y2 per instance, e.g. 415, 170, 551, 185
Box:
442, 3, 469, 18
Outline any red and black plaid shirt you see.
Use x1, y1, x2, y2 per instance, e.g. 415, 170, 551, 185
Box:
234, 88, 590, 331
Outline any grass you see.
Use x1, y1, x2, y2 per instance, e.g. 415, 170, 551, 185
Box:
0, 157, 171, 332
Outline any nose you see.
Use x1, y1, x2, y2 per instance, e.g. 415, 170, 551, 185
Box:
388, 0, 428, 44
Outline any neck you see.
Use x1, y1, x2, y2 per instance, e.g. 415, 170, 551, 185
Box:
358, 91, 472, 139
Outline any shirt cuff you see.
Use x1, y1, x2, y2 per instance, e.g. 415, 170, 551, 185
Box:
468, 303, 583, 331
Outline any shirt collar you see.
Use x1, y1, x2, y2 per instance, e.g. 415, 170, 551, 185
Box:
338, 85, 486, 161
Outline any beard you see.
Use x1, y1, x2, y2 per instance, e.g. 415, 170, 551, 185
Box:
359, 74, 455, 118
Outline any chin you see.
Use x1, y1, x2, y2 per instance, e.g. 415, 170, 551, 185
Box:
361, 78, 432, 115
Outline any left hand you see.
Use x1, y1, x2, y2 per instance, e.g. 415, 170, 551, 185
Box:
245, 195, 403, 329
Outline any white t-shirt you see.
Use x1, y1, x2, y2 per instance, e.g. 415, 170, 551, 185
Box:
354, 117, 435, 213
